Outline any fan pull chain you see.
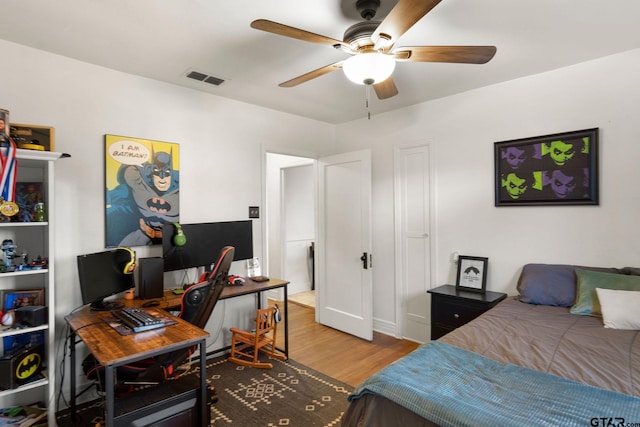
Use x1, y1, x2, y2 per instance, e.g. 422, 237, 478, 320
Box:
365, 84, 371, 120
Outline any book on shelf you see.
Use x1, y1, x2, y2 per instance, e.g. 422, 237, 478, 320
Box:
0, 404, 47, 426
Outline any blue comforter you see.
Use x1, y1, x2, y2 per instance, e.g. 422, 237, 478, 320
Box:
349, 341, 640, 427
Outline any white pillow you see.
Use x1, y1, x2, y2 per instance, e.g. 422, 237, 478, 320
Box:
596, 288, 640, 330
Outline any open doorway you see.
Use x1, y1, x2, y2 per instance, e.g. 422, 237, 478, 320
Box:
265, 153, 316, 309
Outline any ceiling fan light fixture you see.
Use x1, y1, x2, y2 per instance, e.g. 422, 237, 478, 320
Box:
343, 52, 395, 85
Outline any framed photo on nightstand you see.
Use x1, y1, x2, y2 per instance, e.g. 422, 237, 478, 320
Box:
456, 256, 488, 293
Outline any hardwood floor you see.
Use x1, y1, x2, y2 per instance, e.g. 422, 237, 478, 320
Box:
289, 290, 315, 309
277, 301, 420, 387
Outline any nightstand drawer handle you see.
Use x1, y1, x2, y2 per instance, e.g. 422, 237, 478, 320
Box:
453, 313, 460, 319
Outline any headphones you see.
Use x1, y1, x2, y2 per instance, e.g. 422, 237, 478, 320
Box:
114, 246, 136, 274
273, 304, 281, 323
173, 223, 187, 247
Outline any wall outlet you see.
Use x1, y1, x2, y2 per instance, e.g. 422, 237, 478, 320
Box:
249, 206, 259, 218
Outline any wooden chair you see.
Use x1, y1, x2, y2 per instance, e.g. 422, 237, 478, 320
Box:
228, 306, 286, 368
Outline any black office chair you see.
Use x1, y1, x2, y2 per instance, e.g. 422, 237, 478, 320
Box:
82, 245, 235, 393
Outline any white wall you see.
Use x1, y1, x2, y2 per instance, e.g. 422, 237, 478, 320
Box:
336, 48, 640, 329
0, 39, 337, 398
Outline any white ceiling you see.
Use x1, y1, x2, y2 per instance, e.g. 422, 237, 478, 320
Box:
1, 0, 639, 124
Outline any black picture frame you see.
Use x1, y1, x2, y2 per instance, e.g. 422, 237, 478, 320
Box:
456, 256, 488, 293
494, 128, 598, 206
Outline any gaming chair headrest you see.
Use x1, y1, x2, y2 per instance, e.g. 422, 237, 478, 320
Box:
114, 246, 136, 274
209, 246, 235, 284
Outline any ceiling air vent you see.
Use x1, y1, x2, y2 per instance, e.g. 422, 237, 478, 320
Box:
186, 70, 225, 86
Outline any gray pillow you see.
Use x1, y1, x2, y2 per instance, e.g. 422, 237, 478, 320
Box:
517, 263, 626, 307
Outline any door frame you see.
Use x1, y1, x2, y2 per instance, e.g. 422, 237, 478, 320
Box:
263, 147, 373, 340
263, 148, 318, 303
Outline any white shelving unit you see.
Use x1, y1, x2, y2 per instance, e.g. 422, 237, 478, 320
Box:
0, 149, 66, 425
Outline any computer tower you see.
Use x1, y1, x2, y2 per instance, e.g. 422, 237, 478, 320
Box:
138, 257, 164, 299
114, 375, 213, 426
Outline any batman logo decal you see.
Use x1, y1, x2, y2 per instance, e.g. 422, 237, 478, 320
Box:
16, 353, 41, 379
146, 197, 171, 214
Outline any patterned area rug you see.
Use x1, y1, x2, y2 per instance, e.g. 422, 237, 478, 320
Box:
56, 356, 353, 426
208, 356, 352, 426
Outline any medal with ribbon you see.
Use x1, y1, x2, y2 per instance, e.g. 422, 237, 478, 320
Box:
0, 134, 19, 216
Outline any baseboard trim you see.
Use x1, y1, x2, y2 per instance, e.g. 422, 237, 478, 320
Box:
373, 318, 398, 338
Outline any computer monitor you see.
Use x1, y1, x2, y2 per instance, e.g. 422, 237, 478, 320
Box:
77, 248, 135, 311
162, 220, 253, 272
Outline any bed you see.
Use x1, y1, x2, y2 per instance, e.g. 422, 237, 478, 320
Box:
342, 264, 640, 427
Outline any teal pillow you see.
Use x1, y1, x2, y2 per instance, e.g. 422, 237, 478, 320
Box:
571, 269, 640, 316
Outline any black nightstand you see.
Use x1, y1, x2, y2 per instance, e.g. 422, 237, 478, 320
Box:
427, 284, 507, 340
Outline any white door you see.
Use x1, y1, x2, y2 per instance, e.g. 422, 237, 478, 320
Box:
394, 144, 431, 343
317, 150, 372, 341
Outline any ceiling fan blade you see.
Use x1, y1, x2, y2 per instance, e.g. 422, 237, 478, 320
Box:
373, 77, 399, 99
372, 0, 442, 51
395, 46, 497, 64
279, 61, 345, 88
251, 19, 352, 51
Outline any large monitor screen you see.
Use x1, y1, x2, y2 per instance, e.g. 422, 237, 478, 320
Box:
162, 220, 253, 272
77, 248, 135, 311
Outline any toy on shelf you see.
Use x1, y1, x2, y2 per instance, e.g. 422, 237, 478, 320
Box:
0, 239, 47, 273
1, 239, 19, 271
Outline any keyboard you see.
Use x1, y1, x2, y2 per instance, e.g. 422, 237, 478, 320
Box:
112, 307, 165, 333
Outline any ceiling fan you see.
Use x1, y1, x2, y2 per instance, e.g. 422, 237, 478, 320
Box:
251, 0, 496, 100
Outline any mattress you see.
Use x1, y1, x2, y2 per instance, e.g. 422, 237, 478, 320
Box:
439, 297, 640, 396
342, 297, 640, 426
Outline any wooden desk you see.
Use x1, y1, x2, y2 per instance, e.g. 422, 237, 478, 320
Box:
65, 308, 209, 426
128, 277, 290, 357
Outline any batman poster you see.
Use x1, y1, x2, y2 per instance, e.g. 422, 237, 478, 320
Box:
105, 135, 180, 248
